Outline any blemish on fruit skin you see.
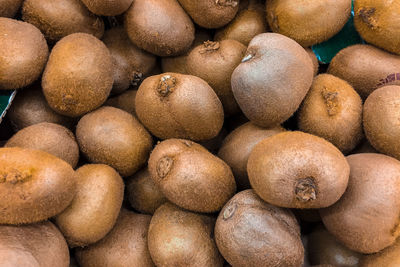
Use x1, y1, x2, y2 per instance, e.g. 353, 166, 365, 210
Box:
322, 87, 340, 116
241, 54, 254, 63
0, 168, 33, 184
295, 177, 317, 202
157, 75, 176, 97
215, 0, 238, 8
223, 203, 237, 220
199, 41, 220, 54
358, 7, 378, 29
157, 156, 174, 178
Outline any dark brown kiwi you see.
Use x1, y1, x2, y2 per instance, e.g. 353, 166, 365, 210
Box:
298, 74, 363, 154
148, 202, 223, 266
218, 122, 285, 190
0, 18, 49, 90
247, 131, 350, 209
135, 73, 224, 141
266, 0, 351, 47
124, 0, 195, 56
0, 221, 69, 267
42, 33, 113, 117
76, 106, 153, 177
360, 238, 400, 267
0, 0, 23, 17
215, 189, 304, 267
148, 139, 236, 213
231, 33, 314, 127
75, 209, 154, 267
177, 0, 239, 29
187, 40, 246, 116
328, 44, 400, 99
105, 89, 137, 116
363, 85, 400, 160
80, 0, 133, 16
320, 153, 400, 253
22, 0, 104, 42
306, 48, 319, 76
102, 26, 156, 94
5, 122, 79, 168
126, 167, 167, 214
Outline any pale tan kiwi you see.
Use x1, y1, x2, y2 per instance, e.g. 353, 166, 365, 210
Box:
360, 238, 400, 267
0, 0, 23, 17
105, 90, 137, 116
80, 0, 133, 16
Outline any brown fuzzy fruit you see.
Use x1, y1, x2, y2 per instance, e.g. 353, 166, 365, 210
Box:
298, 74, 363, 154
306, 48, 319, 76
215, 190, 304, 267
0, 221, 69, 267
363, 85, 400, 160
126, 168, 167, 214
42, 33, 113, 117
135, 73, 224, 141
148, 139, 236, 213
80, 0, 133, 16
266, 0, 351, 47
354, 0, 400, 55
177, 0, 239, 29
360, 238, 400, 267
0, 18, 49, 90
55, 164, 124, 247
5, 122, 79, 168
218, 122, 285, 190
105, 89, 137, 116
231, 33, 313, 127
124, 0, 195, 56
320, 153, 400, 253
248, 131, 350, 209
0, 147, 76, 224
102, 27, 156, 94
148, 203, 223, 267
328, 44, 400, 99
22, 0, 104, 42
187, 40, 246, 116
76, 106, 153, 177
0, 0, 23, 17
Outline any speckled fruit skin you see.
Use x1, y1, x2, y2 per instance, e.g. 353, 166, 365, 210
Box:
80, 0, 133, 16
361, 238, 400, 267
0, 0, 23, 17
306, 48, 319, 76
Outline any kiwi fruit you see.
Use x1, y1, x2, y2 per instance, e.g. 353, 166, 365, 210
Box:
298, 74, 363, 154
354, 0, 400, 55
75, 209, 154, 267
187, 40, 246, 116
215, 189, 304, 267
126, 168, 167, 214
76, 106, 153, 177
328, 44, 400, 99
266, 0, 351, 47
80, 0, 133, 16
218, 122, 285, 190
248, 131, 350, 209
0, 147, 76, 224
231, 33, 314, 127
0, 0, 23, 18
177, 0, 239, 29
22, 0, 104, 43
360, 238, 400, 267
42, 33, 113, 117
308, 225, 362, 267
215, 0, 268, 45
0, 221, 69, 267
363, 85, 400, 160
320, 153, 400, 253
102, 26, 156, 94
135, 73, 224, 141
0, 18, 49, 90
148, 202, 223, 267
55, 164, 124, 247
124, 0, 195, 57
306, 48, 319, 76
105, 89, 137, 116
5, 122, 80, 168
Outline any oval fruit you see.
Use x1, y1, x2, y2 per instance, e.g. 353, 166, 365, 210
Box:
80, 0, 133, 16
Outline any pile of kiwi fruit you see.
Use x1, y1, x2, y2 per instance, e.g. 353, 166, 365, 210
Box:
2, 0, 400, 266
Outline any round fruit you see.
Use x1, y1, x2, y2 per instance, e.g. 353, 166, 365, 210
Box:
80, 0, 133, 16
306, 48, 319, 76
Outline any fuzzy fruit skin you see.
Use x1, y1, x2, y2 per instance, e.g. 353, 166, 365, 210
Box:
105, 90, 137, 116
135, 73, 224, 141
76, 209, 154, 267
5, 122, 79, 168
80, 0, 133, 16
0, 147, 76, 224
0, 18, 49, 90
148, 203, 224, 267
215, 190, 304, 267
328, 44, 400, 99
363, 85, 400, 160
320, 153, 400, 254
0, 221, 69, 267
76, 106, 153, 177
354, 0, 400, 55
231, 33, 313, 127
266, 0, 351, 47
148, 139, 236, 213
360, 238, 400, 267
124, 0, 195, 57
306, 48, 319, 76
298, 74, 363, 154
218, 122, 285, 190
0, 0, 23, 17
22, 0, 104, 42
248, 131, 350, 209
